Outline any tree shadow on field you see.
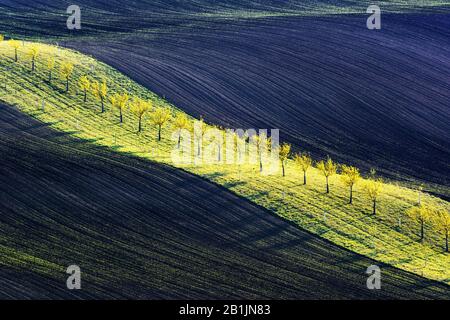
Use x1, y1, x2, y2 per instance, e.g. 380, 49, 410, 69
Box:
223, 180, 247, 189
202, 171, 225, 180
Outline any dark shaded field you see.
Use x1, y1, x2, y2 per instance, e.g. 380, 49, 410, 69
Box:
0, 104, 449, 299
64, 13, 450, 198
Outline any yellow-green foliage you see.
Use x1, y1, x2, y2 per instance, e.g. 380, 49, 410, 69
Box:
8, 39, 20, 61
278, 143, 291, 177
294, 153, 312, 185
407, 204, 433, 241
91, 78, 108, 112
317, 157, 337, 193
434, 208, 450, 252
341, 165, 361, 204
364, 178, 384, 215
78, 75, 91, 102
173, 113, 190, 148
46, 56, 55, 82
0, 41, 449, 284
109, 92, 129, 123
130, 97, 151, 132
151, 107, 172, 141
28, 45, 39, 71
60, 61, 74, 92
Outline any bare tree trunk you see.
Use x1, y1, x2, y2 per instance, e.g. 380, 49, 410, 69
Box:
177, 131, 181, 148
326, 176, 329, 193
119, 109, 123, 123
32, 58, 35, 72
259, 154, 263, 173
66, 78, 69, 92
349, 185, 353, 204
303, 171, 306, 185
14, 49, 18, 62
101, 98, 104, 113
158, 125, 162, 141
138, 116, 142, 132
372, 199, 376, 215
83, 90, 87, 102
282, 162, 285, 177
420, 220, 424, 242
445, 231, 449, 252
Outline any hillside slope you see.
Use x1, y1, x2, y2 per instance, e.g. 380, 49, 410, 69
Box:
1, 104, 449, 299
1, 39, 448, 285
2, 2, 449, 193
65, 13, 450, 198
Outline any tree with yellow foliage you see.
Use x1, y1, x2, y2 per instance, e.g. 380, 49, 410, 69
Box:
60, 62, 74, 92
78, 76, 90, 103
253, 132, 271, 173
294, 153, 312, 185
433, 207, 450, 252
406, 204, 433, 242
0, 34, 4, 42
278, 143, 291, 177
47, 56, 55, 83
91, 79, 108, 113
8, 39, 20, 62
151, 107, 172, 141
193, 117, 208, 156
130, 98, 151, 132
28, 45, 39, 72
317, 157, 337, 194
364, 178, 383, 215
341, 165, 361, 204
173, 113, 189, 148
206, 125, 225, 162
109, 93, 129, 123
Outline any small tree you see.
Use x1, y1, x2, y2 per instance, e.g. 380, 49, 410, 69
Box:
235, 131, 248, 166
193, 117, 208, 156
253, 133, 271, 173
173, 114, 189, 148
364, 178, 383, 215
206, 126, 224, 162
294, 153, 312, 185
151, 107, 172, 141
130, 98, 151, 132
47, 56, 55, 83
110, 93, 129, 123
317, 157, 337, 193
8, 39, 20, 62
406, 204, 432, 242
60, 62, 74, 92
28, 45, 39, 72
91, 79, 108, 112
0, 35, 4, 42
278, 143, 291, 177
78, 76, 90, 102
341, 165, 361, 204
433, 207, 450, 252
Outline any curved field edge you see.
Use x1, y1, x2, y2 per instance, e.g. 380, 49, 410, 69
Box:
0, 41, 449, 285
2, 1, 450, 42
2, 105, 449, 299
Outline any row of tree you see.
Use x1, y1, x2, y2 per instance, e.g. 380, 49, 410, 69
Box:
3, 38, 449, 252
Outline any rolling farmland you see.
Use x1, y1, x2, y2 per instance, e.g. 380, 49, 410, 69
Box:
0, 0, 449, 300
65, 13, 450, 199
0, 104, 449, 299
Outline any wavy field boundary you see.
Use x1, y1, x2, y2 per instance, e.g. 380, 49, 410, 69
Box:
3, 104, 449, 299
0, 41, 448, 287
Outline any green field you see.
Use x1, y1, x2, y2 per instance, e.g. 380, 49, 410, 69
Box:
0, 40, 449, 284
